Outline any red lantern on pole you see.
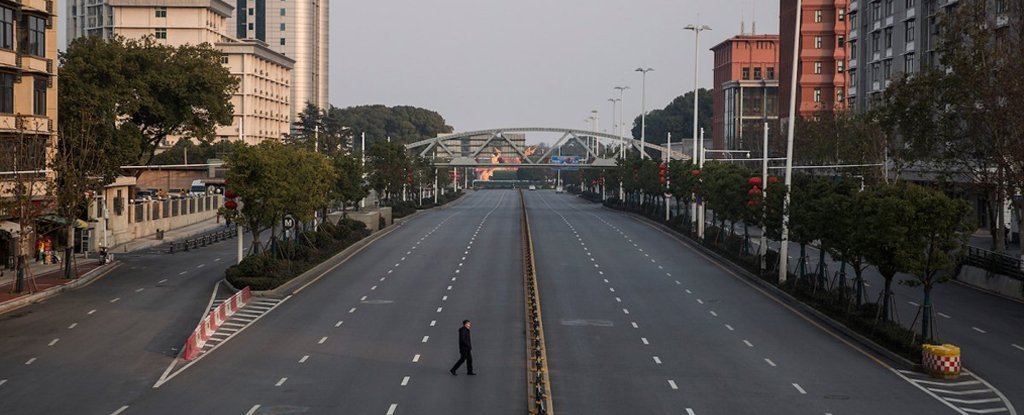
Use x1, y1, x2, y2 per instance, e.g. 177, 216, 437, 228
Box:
748, 177, 763, 187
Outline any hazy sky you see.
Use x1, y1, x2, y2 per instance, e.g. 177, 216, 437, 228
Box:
58, 0, 783, 134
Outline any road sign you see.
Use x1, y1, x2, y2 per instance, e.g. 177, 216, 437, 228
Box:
283, 214, 295, 230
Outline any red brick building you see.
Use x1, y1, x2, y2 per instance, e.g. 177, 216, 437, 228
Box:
710, 34, 780, 152
779, 0, 850, 123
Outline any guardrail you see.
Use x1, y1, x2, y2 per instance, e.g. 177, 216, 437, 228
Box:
167, 227, 238, 253
182, 287, 251, 361
964, 246, 1024, 280
520, 189, 553, 415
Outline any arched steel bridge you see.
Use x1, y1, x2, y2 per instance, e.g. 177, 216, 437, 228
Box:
404, 127, 691, 168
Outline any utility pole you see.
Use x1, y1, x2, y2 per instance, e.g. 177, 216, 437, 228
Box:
760, 123, 770, 272
636, 67, 654, 160
665, 132, 672, 222
779, 1, 803, 284
686, 22, 711, 232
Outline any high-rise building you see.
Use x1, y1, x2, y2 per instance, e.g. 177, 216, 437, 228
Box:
226, 0, 329, 128
779, 0, 850, 123
66, 0, 293, 145
710, 33, 780, 152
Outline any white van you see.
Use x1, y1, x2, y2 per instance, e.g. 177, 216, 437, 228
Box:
189, 180, 207, 196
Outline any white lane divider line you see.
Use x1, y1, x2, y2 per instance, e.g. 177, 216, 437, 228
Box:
685, 289, 692, 294
615, 297, 622, 303
387, 404, 398, 415
349, 307, 357, 314
388, 270, 394, 274
0, 379, 6, 387
275, 377, 288, 387
361, 296, 368, 301
668, 380, 679, 390
430, 320, 437, 327
725, 324, 734, 331
696, 299, 704, 304
451, 277, 457, 281
68, 323, 78, 329
422, 336, 429, 343
1013, 344, 1024, 352
631, 322, 639, 329
447, 285, 453, 290
792, 383, 807, 394
765, 358, 777, 367
111, 405, 130, 415
909, 301, 920, 307
743, 340, 754, 348
401, 376, 410, 386
622, 308, 630, 315
938, 312, 951, 319
135, 288, 144, 293
178, 271, 187, 275
158, 279, 168, 284
686, 409, 696, 415
675, 281, 681, 285
667, 273, 672, 277
603, 279, 609, 283
318, 336, 328, 344
653, 356, 662, 364
371, 285, 377, 290
110, 298, 120, 303
641, 337, 649, 345
299, 355, 309, 363
335, 321, 343, 327
214, 258, 222, 262
380, 277, 386, 281
245, 405, 260, 415
197, 264, 205, 268
609, 288, 616, 292
709, 311, 718, 317
412, 354, 421, 362
25, 357, 36, 365
48, 338, 59, 346
972, 327, 987, 334
442, 296, 448, 301
437, 307, 443, 313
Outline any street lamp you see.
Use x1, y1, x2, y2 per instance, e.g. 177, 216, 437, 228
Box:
779, 1, 803, 284
685, 22, 711, 236
608, 98, 621, 158
635, 67, 654, 160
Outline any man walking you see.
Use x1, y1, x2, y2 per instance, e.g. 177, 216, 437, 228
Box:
449, 320, 475, 376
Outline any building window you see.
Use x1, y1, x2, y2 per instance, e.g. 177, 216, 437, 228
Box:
281, 8, 286, 16
838, 36, 846, 47
155, 28, 167, 39
25, 15, 46, 57
814, 62, 823, 74
0, 7, 12, 50
33, 77, 46, 116
220, 56, 229, 64
837, 90, 845, 103
872, 1, 881, 21
905, 20, 915, 42
814, 88, 822, 102
280, 38, 286, 46
742, 67, 750, 80
872, 32, 880, 53
885, 0, 894, 16
883, 59, 892, 79
248, 23, 254, 31
851, 41, 857, 57
815, 36, 823, 48
754, 67, 762, 80
872, 62, 880, 82
905, 53, 915, 72
767, 67, 775, 79
995, 0, 1008, 13
884, 28, 893, 49
249, 8, 254, 16
906, 0, 915, 7
0, 72, 13, 113
280, 23, 286, 31
155, 7, 167, 18
815, 10, 823, 23
838, 60, 845, 72
838, 9, 846, 21
849, 69, 857, 87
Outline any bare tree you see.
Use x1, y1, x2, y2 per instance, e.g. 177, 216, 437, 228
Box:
0, 115, 54, 293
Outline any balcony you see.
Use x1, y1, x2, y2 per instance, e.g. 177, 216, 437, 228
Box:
850, 0, 859, 11
849, 58, 858, 68
848, 87, 857, 97
850, 28, 859, 39
906, 41, 915, 52
873, 20, 882, 31
885, 16, 894, 27
906, 8, 916, 19
872, 81, 881, 91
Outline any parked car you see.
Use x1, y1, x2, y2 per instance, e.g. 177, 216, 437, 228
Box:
189, 180, 207, 197
134, 190, 154, 202
555, 186, 564, 193
528, 185, 537, 191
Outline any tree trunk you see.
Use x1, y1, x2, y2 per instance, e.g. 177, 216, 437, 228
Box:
817, 249, 827, 290
14, 254, 25, 293
881, 272, 895, 321
854, 266, 865, 307
64, 225, 75, 279
921, 284, 933, 340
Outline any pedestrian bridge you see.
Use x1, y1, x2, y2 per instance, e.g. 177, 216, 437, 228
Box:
404, 127, 690, 168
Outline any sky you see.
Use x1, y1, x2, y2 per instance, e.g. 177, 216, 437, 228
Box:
57, 0, 783, 135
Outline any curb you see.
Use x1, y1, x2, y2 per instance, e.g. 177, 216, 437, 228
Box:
613, 206, 920, 370
0, 261, 123, 316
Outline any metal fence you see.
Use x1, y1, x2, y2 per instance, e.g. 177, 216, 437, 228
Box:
964, 246, 1024, 280
168, 226, 238, 253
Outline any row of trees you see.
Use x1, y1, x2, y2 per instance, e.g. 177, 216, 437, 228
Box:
290, 104, 454, 155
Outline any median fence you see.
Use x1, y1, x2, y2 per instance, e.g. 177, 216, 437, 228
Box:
168, 227, 238, 253
183, 287, 251, 361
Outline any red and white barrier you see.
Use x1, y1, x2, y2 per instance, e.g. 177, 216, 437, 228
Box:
183, 287, 251, 361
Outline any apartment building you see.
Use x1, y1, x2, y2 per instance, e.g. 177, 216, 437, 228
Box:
226, 0, 328, 130
710, 33, 781, 152
66, 0, 293, 145
779, 0, 850, 122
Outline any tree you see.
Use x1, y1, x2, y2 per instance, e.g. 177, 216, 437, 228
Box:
818, 184, 873, 305
323, 105, 453, 147
150, 140, 236, 165
630, 89, 714, 144
794, 111, 886, 180
873, 70, 947, 180
900, 184, 974, 340
331, 153, 367, 211
367, 141, 411, 203
60, 36, 238, 171
0, 117, 52, 292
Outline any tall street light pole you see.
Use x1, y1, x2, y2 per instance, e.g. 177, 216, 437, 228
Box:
635, 68, 654, 160
685, 22, 711, 234
779, 1, 803, 284
614, 86, 629, 202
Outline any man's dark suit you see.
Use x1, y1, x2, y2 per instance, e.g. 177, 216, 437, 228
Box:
449, 326, 474, 374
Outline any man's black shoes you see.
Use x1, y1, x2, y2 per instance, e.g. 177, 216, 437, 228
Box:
450, 369, 457, 376
467, 372, 477, 376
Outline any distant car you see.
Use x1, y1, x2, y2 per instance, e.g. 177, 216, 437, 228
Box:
528, 185, 537, 191
555, 186, 564, 193
189, 180, 207, 196
134, 190, 154, 202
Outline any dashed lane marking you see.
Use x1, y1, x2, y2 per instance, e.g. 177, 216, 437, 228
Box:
622, 308, 629, 314
422, 336, 429, 343
387, 404, 398, 415
697, 299, 704, 304
0, 379, 6, 387
299, 355, 309, 363
371, 285, 377, 290
275, 377, 288, 387
318, 337, 328, 344
641, 337, 649, 345
361, 296, 368, 301
686, 410, 696, 415
412, 354, 420, 362
973, 327, 987, 334
178, 271, 187, 275
25, 357, 36, 365
726, 324, 734, 331
245, 405, 260, 415
48, 338, 59, 346
335, 321, 343, 327
709, 311, 718, 317
668, 380, 679, 390
765, 358, 777, 367
197, 264, 205, 268
135, 288, 144, 293
743, 340, 754, 347
111, 405, 130, 415
158, 279, 168, 284
1013, 344, 1024, 352
430, 320, 436, 327
631, 322, 639, 328
653, 356, 662, 364
437, 307, 443, 313
401, 376, 410, 386
939, 312, 952, 319
793, 383, 807, 394
68, 323, 77, 329
110, 298, 120, 303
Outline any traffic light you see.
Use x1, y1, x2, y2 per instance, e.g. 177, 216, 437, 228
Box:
658, 164, 667, 186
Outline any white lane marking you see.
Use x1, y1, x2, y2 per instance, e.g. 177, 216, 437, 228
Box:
447, 285, 453, 290
909, 301, 919, 307
158, 279, 168, 284
622, 308, 630, 314
135, 288, 144, 293
407, 252, 411, 255
696, 299, 704, 304
412, 354, 421, 362
0, 379, 6, 387
214, 258, 221, 262
430, 320, 436, 327
942, 397, 1004, 405
110, 298, 120, 303
245, 405, 260, 415
709, 311, 718, 317
598, 271, 604, 275
401, 376, 410, 386
349, 307, 357, 314
360, 296, 368, 301
422, 336, 429, 343
299, 355, 309, 363
442, 296, 448, 301
653, 356, 662, 364
458, 263, 463, 267
178, 271, 187, 275
631, 322, 639, 329
675, 281, 681, 285
594, 264, 600, 268
1013, 344, 1024, 352
451, 277, 457, 281
380, 277, 386, 282
603, 279, 609, 283
609, 288, 616, 292
615, 297, 622, 303
335, 321, 343, 327
25, 357, 36, 365
658, 265, 664, 269
318, 336, 328, 344
792, 383, 807, 394
743, 340, 754, 347
668, 380, 678, 390
275, 377, 288, 387
765, 358, 777, 367
641, 337, 649, 345
371, 285, 378, 290
387, 404, 398, 415
48, 338, 59, 346
667, 273, 672, 277
685, 289, 692, 294
388, 270, 394, 274
938, 312, 951, 319
68, 323, 78, 329
725, 324, 734, 331
197, 264, 205, 268
111, 405, 130, 415
455, 270, 461, 274
437, 307, 443, 313
401, 257, 406, 261
686, 410, 696, 415
972, 327, 988, 334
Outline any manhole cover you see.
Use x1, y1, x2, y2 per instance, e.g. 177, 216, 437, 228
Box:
560, 319, 614, 327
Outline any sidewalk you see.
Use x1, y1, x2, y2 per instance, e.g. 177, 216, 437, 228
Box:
0, 258, 103, 314
111, 217, 232, 254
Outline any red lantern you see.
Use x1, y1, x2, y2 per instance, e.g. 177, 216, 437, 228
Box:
767, 176, 781, 185
748, 177, 763, 187
691, 170, 701, 176
225, 189, 238, 199
224, 200, 238, 210
749, 187, 763, 197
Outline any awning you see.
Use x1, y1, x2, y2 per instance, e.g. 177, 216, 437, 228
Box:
38, 215, 90, 229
